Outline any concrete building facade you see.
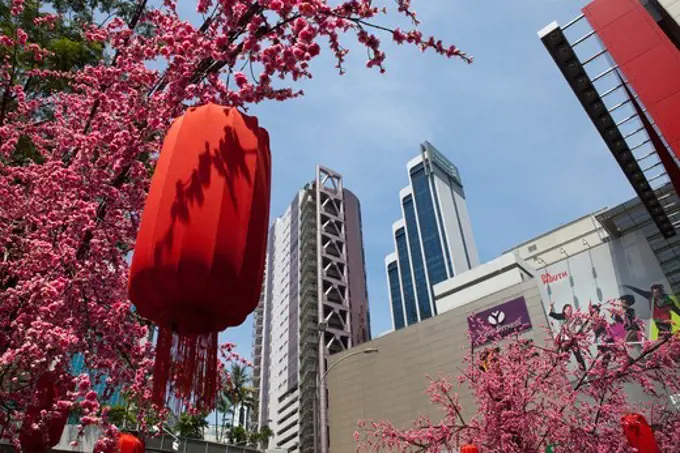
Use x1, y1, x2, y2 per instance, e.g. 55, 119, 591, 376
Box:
328, 187, 680, 452
508, 210, 610, 269
327, 278, 549, 453
507, 184, 680, 315
252, 166, 371, 453
385, 142, 479, 331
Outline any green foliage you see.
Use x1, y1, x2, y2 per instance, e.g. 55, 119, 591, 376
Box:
107, 404, 136, 429
0, 0, 107, 84
215, 364, 261, 444
230, 425, 247, 445
215, 394, 233, 442
250, 425, 273, 448
259, 425, 273, 439
248, 431, 260, 446
0, 0, 134, 166
47, 36, 104, 72
8, 135, 44, 166
224, 364, 256, 416
103, 399, 165, 433
175, 412, 208, 440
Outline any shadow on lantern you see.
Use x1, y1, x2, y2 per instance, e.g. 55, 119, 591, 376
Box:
129, 103, 271, 410
157, 126, 251, 262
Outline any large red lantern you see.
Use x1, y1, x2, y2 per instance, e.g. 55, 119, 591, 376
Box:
19, 373, 70, 453
461, 445, 479, 453
621, 413, 660, 453
118, 432, 145, 453
129, 104, 271, 409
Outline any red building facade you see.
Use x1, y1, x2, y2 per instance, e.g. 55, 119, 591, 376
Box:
583, 0, 680, 160
540, 0, 680, 240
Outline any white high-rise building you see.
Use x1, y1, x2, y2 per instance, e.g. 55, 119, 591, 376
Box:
252, 166, 371, 453
385, 141, 480, 330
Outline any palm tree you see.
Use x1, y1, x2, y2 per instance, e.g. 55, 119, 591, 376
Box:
216, 390, 234, 442
227, 364, 250, 425
240, 391, 256, 429
222, 364, 257, 441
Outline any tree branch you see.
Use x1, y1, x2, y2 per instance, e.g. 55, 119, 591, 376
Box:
0, 29, 20, 128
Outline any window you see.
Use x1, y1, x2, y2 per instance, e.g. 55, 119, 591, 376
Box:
396, 229, 418, 325
410, 165, 447, 290
403, 195, 432, 320
432, 179, 454, 275
387, 261, 405, 330
528, 244, 538, 253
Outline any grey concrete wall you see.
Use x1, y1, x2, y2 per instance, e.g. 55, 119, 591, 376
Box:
146, 435, 262, 453
327, 280, 549, 453
0, 432, 264, 453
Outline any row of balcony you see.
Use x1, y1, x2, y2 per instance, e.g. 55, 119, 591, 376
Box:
300, 208, 316, 225
298, 189, 323, 453
299, 397, 315, 417
300, 276, 317, 295
299, 257, 317, 276
299, 429, 316, 453
299, 281, 317, 304
300, 358, 317, 376
300, 219, 316, 236
299, 346, 317, 370
300, 291, 317, 313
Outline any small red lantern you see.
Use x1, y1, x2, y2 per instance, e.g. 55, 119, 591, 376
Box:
129, 104, 271, 409
461, 445, 479, 453
118, 432, 145, 453
621, 413, 660, 453
19, 373, 70, 453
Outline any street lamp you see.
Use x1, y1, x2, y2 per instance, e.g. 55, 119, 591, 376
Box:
319, 347, 378, 453
321, 347, 379, 382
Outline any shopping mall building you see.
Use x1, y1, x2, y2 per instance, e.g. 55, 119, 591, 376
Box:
327, 1, 680, 451
328, 187, 679, 452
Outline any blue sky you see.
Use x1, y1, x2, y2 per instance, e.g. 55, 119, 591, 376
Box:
170, 0, 639, 362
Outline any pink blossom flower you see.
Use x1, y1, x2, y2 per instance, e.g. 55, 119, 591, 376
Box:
1, 0, 470, 447
16, 29, 28, 45
357, 305, 680, 452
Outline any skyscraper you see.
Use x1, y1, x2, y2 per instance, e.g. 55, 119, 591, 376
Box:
386, 141, 479, 330
252, 166, 371, 453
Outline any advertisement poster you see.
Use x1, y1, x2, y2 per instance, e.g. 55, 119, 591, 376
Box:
467, 297, 532, 347
538, 230, 676, 344
626, 284, 680, 341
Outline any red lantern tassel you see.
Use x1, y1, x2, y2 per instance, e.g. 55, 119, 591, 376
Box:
153, 327, 218, 411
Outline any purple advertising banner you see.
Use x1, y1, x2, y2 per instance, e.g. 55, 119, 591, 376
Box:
468, 297, 532, 347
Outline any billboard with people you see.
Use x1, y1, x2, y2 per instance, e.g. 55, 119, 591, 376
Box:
624, 283, 680, 340
537, 230, 676, 344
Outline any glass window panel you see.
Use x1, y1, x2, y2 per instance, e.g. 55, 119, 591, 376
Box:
387, 261, 405, 330
403, 196, 432, 320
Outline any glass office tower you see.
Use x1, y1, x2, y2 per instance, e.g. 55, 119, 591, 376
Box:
385, 142, 479, 330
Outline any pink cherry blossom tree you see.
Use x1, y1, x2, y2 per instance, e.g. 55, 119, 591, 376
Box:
0, 0, 470, 449
355, 304, 680, 452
